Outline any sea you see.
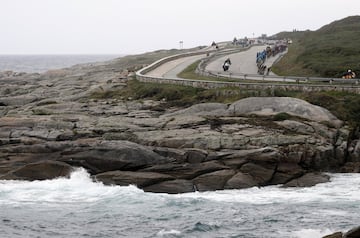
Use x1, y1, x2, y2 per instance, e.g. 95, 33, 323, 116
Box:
0, 169, 359, 238
0, 56, 359, 238
0, 55, 122, 73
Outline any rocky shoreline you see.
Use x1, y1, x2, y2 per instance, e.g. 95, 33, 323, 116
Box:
0, 57, 360, 194
323, 226, 360, 238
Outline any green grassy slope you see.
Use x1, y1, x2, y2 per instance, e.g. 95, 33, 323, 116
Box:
272, 16, 360, 78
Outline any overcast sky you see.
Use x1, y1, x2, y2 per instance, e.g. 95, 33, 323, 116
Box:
1, 0, 359, 55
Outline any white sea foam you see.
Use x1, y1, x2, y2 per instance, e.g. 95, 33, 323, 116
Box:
175, 173, 360, 204
1, 169, 360, 206
157, 229, 181, 237
0, 168, 143, 205
288, 228, 336, 238
0, 169, 359, 237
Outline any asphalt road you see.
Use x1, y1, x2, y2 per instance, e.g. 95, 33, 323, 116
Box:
206, 45, 284, 75
144, 45, 286, 80
145, 54, 207, 78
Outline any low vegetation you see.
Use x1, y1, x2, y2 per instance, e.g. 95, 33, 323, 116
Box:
90, 79, 360, 127
92, 16, 360, 129
272, 16, 360, 78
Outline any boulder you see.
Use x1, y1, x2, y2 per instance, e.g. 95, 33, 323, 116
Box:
340, 162, 360, 173
184, 148, 208, 163
224, 172, 259, 189
193, 169, 236, 191
61, 140, 170, 174
143, 179, 195, 194
227, 97, 342, 127
152, 147, 187, 163
95, 171, 174, 187
141, 161, 229, 180
283, 172, 330, 187
348, 139, 360, 162
344, 226, 360, 238
0, 160, 72, 181
270, 163, 305, 184
221, 147, 282, 166
240, 162, 276, 185
322, 232, 343, 238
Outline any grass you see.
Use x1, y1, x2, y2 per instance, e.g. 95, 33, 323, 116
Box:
177, 61, 322, 85
272, 16, 360, 78
90, 79, 261, 107
90, 79, 360, 128
272, 89, 360, 127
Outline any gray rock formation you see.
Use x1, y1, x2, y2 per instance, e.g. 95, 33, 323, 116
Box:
0, 160, 73, 181
282, 173, 330, 187
0, 59, 359, 194
228, 97, 343, 127
323, 226, 360, 238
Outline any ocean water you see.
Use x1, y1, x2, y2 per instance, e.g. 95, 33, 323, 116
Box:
0, 55, 121, 73
0, 168, 359, 238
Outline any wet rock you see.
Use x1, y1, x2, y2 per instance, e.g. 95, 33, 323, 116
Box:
151, 147, 187, 163
95, 171, 174, 187
348, 139, 360, 162
344, 226, 360, 238
221, 147, 282, 168
193, 169, 236, 191
0, 160, 72, 181
340, 162, 360, 173
240, 162, 276, 185
184, 148, 208, 163
323, 226, 360, 238
224, 172, 259, 189
322, 232, 343, 238
143, 179, 195, 194
270, 163, 305, 184
283, 172, 330, 187
60, 140, 170, 174
141, 161, 229, 180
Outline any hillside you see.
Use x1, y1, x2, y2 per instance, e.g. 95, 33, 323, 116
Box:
272, 16, 360, 78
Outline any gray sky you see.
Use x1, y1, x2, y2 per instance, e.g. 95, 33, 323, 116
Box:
1, 0, 359, 55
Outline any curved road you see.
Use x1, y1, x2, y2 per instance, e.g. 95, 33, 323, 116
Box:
144, 45, 286, 79
138, 43, 359, 87
145, 54, 207, 78
206, 45, 284, 75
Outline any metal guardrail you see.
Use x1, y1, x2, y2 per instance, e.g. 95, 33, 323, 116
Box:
199, 69, 360, 85
136, 48, 216, 76
196, 49, 360, 85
